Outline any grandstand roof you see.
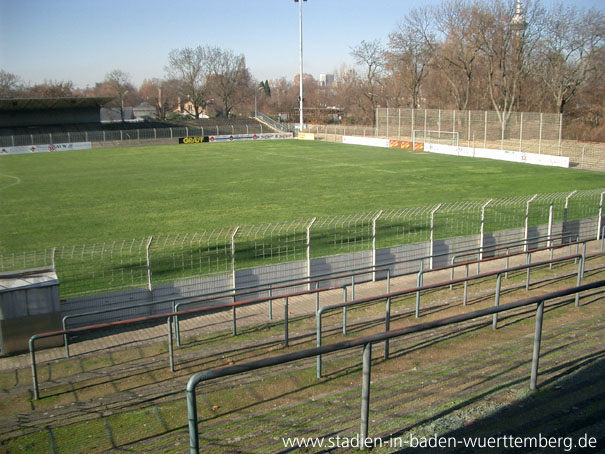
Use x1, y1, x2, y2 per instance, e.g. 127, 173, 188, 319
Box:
0, 97, 114, 111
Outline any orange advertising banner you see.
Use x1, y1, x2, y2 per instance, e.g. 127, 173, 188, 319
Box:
389, 140, 424, 151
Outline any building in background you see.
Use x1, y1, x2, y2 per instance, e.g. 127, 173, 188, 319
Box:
319, 74, 335, 88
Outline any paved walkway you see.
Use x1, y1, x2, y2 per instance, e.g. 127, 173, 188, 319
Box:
1, 240, 602, 371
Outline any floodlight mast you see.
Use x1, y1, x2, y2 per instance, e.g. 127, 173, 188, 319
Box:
295, 0, 306, 132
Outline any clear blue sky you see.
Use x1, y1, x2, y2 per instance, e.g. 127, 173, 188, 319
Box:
1, 0, 603, 89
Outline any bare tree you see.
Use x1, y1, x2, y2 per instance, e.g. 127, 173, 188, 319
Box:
205, 47, 253, 118
0, 70, 24, 97
140, 78, 180, 120
387, 17, 432, 108
165, 46, 210, 119
104, 69, 135, 121
431, 0, 482, 110
27, 80, 75, 98
536, 5, 604, 113
473, 0, 543, 127
350, 40, 386, 122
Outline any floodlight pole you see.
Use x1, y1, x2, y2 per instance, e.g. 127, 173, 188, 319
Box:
297, 0, 305, 132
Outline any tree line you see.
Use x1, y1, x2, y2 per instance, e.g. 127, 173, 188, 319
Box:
1, 0, 603, 140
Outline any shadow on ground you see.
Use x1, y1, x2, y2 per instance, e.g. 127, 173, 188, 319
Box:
394, 355, 604, 453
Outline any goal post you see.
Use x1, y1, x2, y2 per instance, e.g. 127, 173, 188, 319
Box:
413, 130, 459, 150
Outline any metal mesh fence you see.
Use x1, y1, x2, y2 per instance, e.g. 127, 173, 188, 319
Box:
2, 189, 602, 301
305, 109, 604, 169
150, 230, 234, 285
0, 124, 267, 148
53, 239, 150, 297
375, 108, 563, 151
237, 221, 309, 267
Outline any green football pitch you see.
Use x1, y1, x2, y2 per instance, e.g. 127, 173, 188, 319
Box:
1, 140, 604, 254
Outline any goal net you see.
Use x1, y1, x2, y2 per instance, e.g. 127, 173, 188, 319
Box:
413, 130, 459, 147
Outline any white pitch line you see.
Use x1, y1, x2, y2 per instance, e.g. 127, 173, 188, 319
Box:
0, 174, 21, 191
257, 150, 399, 174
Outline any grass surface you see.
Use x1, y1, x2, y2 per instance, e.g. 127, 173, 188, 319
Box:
1, 140, 604, 254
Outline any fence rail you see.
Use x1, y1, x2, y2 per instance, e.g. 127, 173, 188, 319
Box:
1, 189, 604, 304
0, 123, 269, 148
186, 278, 605, 453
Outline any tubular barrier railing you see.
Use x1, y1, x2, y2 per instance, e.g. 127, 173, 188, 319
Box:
61, 264, 392, 356
315, 252, 587, 378
450, 232, 577, 279
60, 233, 579, 357
174, 266, 391, 346
186, 279, 605, 454
29, 285, 341, 399
445, 237, 583, 294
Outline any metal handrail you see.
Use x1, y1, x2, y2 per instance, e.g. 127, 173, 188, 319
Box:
315, 252, 585, 378
173, 266, 391, 346
186, 279, 605, 454
61, 233, 561, 339
61, 264, 392, 354
29, 285, 341, 399
450, 232, 577, 279
252, 112, 290, 133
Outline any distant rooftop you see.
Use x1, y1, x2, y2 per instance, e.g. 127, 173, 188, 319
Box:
0, 97, 114, 111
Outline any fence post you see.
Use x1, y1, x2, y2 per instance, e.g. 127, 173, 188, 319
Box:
524, 195, 538, 252
530, 301, 545, 390
558, 113, 563, 156
479, 200, 493, 274
384, 296, 391, 359
452, 109, 456, 135
519, 112, 523, 152
386, 107, 389, 138
398, 108, 401, 139
424, 109, 427, 137
316, 310, 323, 378
597, 192, 604, 240
564, 190, 577, 225
411, 108, 415, 142
307, 217, 317, 290
146, 236, 153, 294
231, 227, 240, 291
548, 202, 554, 269
168, 316, 175, 372
483, 111, 488, 149
372, 211, 383, 281
493, 273, 502, 330
538, 113, 543, 155
360, 342, 372, 447
284, 297, 289, 347
438, 109, 441, 138
375, 109, 379, 136
467, 110, 471, 147
500, 116, 505, 150
429, 204, 442, 269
